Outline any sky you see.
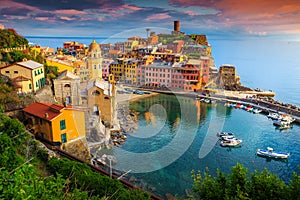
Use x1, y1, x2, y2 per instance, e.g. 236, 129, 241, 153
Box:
1, 0, 300, 40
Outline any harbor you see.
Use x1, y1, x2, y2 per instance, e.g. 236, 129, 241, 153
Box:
117, 93, 300, 198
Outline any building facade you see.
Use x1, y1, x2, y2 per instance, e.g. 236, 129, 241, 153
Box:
23, 102, 86, 146
0, 59, 46, 93
53, 70, 82, 106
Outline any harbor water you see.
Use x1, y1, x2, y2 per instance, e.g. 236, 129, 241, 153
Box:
115, 94, 300, 197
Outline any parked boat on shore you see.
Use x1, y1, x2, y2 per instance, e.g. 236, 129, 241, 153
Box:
256, 147, 290, 159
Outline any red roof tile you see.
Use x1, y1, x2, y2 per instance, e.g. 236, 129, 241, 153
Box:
23, 102, 64, 121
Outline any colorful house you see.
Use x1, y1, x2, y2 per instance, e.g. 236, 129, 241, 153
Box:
0, 59, 46, 93
46, 56, 74, 73
23, 102, 86, 147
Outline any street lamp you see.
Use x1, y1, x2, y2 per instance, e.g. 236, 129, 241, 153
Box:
106, 155, 114, 178
146, 28, 150, 47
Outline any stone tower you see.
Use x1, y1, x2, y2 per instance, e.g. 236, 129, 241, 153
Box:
87, 40, 102, 80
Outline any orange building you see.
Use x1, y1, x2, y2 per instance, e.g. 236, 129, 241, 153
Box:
23, 102, 86, 147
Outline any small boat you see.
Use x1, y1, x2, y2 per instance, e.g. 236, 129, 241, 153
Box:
235, 104, 241, 109
246, 106, 253, 112
267, 112, 282, 120
252, 108, 262, 114
256, 147, 290, 159
278, 124, 292, 130
204, 99, 211, 103
217, 132, 235, 137
231, 103, 237, 108
273, 119, 290, 127
211, 100, 217, 104
239, 105, 246, 109
221, 135, 239, 141
220, 139, 242, 147
224, 102, 232, 107
281, 114, 295, 124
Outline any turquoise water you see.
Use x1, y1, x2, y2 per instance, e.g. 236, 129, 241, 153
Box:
115, 94, 300, 198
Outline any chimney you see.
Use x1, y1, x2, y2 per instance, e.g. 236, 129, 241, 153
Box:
174, 21, 180, 32
44, 113, 49, 118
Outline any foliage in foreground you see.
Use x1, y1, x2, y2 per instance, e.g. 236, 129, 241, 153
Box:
0, 112, 150, 199
192, 163, 300, 200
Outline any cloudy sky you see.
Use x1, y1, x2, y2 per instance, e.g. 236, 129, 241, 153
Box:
1, 0, 300, 40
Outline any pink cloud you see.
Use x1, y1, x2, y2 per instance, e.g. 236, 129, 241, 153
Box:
122, 4, 143, 11
53, 9, 87, 15
183, 10, 198, 16
35, 17, 49, 21
60, 16, 75, 21
145, 13, 172, 21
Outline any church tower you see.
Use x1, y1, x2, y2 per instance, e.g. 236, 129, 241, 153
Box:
87, 40, 102, 80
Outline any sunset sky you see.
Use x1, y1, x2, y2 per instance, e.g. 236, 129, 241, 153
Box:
1, 0, 300, 40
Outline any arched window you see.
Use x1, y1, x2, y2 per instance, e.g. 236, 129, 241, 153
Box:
104, 96, 109, 100
92, 90, 100, 95
64, 84, 71, 88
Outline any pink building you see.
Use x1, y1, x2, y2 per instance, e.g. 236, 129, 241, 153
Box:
102, 58, 113, 80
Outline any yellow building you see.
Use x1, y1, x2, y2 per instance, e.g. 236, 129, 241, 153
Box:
109, 58, 137, 84
0, 59, 46, 93
46, 57, 74, 73
23, 102, 86, 147
87, 79, 115, 127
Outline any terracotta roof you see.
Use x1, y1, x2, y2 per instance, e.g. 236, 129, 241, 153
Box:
23, 102, 65, 121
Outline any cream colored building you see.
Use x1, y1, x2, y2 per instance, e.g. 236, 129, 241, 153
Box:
86, 40, 102, 80
53, 70, 82, 106
0, 59, 45, 93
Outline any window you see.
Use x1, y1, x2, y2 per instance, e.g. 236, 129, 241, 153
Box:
36, 82, 38, 87
61, 133, 67, 143
34, 71, 37, 76
94, 65, 96, 69
60, 120, 66, 130
29, 84, 32, 89
5, 71, 9, 74
14, 71, 18, 74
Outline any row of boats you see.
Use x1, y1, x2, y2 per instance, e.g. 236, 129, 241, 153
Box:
217, 132, 290, 159
267, 112, 295, 130
224, 102, 262, 114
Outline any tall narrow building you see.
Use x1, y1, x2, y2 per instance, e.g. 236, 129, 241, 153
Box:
87, 40, 102, 80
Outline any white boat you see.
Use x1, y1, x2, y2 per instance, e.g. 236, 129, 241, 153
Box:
281, 115, 295, 124
267, 112, 282, 120
252, 108, 262, 114
204, 99, 211, 103
211, 100, 217, 104
278, 124, 292, 130
273, 119, 290, 127
256, 147, 290, 159
217, 132, 235, 137
224, 102, 232, 107
220, 139, 242, 147
221, 135, 239, 141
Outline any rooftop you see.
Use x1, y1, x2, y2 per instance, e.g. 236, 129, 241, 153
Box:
23, 102, 64, 121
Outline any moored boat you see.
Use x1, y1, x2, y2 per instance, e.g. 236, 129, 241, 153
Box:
252, 108, 262, 114
256, 147, 290, 159
273, 119, 290, 127
220, 139, 242, 147
267, 112, 282, 120
204, 99, 211, 103
217, 132, 235, 137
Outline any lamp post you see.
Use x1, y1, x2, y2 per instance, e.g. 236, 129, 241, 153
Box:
106, 155, 113, 178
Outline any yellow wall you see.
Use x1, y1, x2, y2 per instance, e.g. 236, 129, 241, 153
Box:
0, 64, 45, 93
46, 59, 74, 73
51, 109, 86, 143
88, 87, 112, 124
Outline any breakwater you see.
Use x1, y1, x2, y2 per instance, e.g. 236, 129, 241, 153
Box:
138, 88, 300, 124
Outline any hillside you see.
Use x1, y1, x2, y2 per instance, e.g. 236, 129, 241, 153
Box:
0, 28, 28, 48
